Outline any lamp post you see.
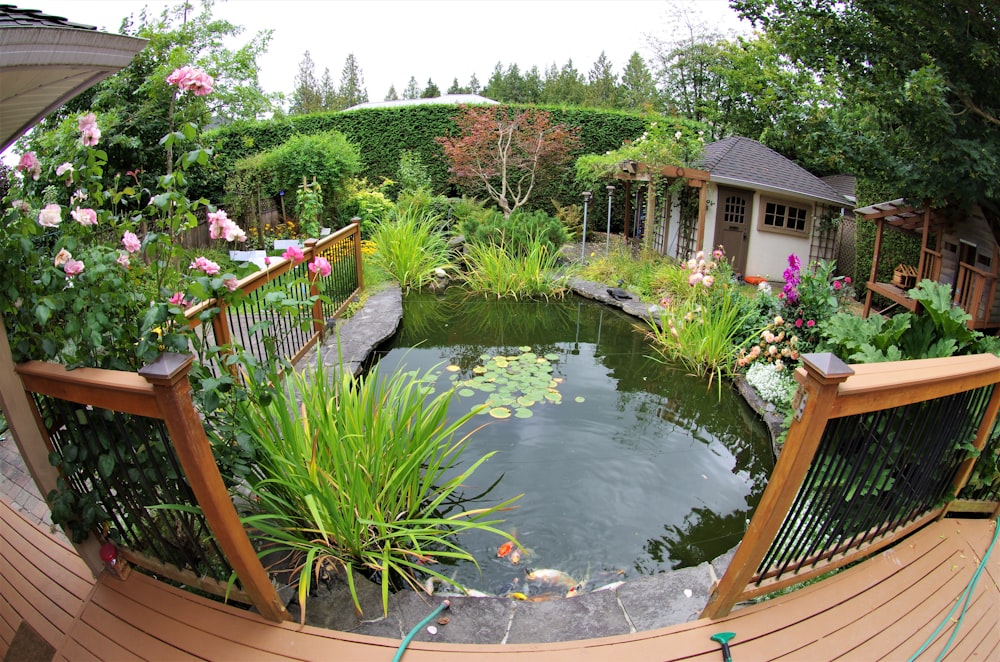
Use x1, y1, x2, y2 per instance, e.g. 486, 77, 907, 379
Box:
581, 191, 592, 262
605, 184, 615, 253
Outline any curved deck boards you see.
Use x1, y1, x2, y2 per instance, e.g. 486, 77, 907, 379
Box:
2, 498, 997, 661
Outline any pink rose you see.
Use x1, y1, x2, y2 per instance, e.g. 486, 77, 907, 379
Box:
17, 152, 41, 180
78, 113, 101, 147
116, 252, 130, 269
167, 65, 214, 95
795, 318, 803, 328
38, 204, 61, 227
223, 277, 239, 292
282, 245, 305, 263
845, 276, 852, 284
309, 256, 332, 277
71, 207, 97, 226
833, 280, 842, 290
56, 162, 74, 185
807, 319, 815, 328
54, 249, 71, 267
122, 231, 141, 253
189, 256, 221, 275
168, 292, 189, 306
63, 258, 85, 277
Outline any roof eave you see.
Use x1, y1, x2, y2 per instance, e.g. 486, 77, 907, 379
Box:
710, 175, 851, 207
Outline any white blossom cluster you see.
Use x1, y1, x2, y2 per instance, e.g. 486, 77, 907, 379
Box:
745, 361, 798, 406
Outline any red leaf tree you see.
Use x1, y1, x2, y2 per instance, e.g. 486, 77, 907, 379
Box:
436, 105, 580, 217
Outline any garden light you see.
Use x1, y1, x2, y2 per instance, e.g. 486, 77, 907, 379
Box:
605, 184, 615, 253
581, 191, 592, 261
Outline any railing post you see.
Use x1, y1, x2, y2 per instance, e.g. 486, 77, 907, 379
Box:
139, 353, 290, 622
942, 379, 1000, 517
351, 217, 364, 292
700, 353, 854, 619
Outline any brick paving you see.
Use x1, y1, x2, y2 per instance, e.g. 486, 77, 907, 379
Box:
0, 426, 55, 531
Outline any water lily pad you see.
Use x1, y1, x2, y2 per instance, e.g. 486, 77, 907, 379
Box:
489, 407, 511, 419
458, 389, 475, 397
514, 408, 533, 419
445, 364, 461, 372
544, 391, 562, 403
544, 353, 559, 362
574, 396, 586, 403
473, 365, 488, 374
516, 396, 536, 407
519, 345, 532, 352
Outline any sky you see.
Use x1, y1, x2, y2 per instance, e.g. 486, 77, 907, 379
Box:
30, 0, 753, 104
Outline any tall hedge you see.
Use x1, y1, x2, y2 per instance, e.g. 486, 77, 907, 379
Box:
199, 104, 648, 216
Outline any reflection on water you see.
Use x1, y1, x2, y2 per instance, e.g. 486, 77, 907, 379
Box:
370, 290, 773, 594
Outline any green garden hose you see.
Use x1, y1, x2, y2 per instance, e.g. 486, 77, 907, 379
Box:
393, 599, 451, 662
907, 520, 999, 661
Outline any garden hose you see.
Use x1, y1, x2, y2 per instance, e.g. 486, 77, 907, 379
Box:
907, 520, 999, 662
393, 599, 451, 662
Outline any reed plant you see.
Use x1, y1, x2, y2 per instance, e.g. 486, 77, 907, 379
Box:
368, 206, 451, 291
462, 232, 572, 299
646, 284, 756, 393
236, 358, 518, 619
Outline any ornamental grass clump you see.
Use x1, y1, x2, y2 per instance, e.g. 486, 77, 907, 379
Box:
462, 229, 572, 299
368, 206, 451, 291
236, 358, 519, 620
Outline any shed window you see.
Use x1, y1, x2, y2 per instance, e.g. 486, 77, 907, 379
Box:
758, 198, 811, 236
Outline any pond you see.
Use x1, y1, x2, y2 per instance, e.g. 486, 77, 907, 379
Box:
370, 290, 773, 597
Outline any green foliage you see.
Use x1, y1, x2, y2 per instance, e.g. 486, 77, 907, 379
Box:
235, 358, 519, 618
459, 208, 568, 258
818, 280, 1000, 362
397, 149, 432, 192
255, 132, 361, 226
368, 207, 452, 291
852, 221, 921, 300
461, 232, 573, 299
339, 177, 396, 238
294, 177, 323, 239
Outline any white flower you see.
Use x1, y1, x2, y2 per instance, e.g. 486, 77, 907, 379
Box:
746, 361, 797, 405
674, 131, 683, 140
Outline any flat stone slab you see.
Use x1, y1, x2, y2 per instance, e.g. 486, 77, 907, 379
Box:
506, 590, 630, 643
618, 564, 713, 630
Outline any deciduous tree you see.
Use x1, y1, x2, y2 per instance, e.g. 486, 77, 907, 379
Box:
436, 106, 581, 216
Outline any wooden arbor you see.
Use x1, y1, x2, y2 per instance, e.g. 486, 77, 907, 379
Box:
612, 161, 710, 258
858, 198, 1000, 328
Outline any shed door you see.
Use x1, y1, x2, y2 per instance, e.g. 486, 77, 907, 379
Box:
713, 188, 751, 275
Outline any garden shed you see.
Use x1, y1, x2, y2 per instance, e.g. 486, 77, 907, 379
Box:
614, 136, 854, 279
857, 199, 1000, 329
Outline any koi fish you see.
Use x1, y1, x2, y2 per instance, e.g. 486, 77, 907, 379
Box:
525, 568, 578, 589
497, 541, 516, 558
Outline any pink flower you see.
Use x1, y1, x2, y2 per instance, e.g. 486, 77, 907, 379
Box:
845, 276, 852, 284
167, 65, 214, 95
712, 248, 724, 260
189, 256, 221, 275
168, 292, 189, 306
53, 249, 71, 267
282, 245, 305, 263
264, 256, 271, 266
309, 256, 332, 277
38, 204, 61, 227
122, 231, 141, 253
806, 319, 815, 328
207, 210, 246, 242
116, 252, 130, 269
17, 152, 41, 180
63, 258, 84, 277
688, 272, 703, 286
702, 275, 715, 287
71, 207, 97, 226
78, 113, 101, 147
833, 280, 842, 290
56, 162, 74, 183
795, 318, 803, 328
223, 277, 239, 292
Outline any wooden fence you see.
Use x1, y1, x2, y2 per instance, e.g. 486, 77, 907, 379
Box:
702, 351, 1000, 618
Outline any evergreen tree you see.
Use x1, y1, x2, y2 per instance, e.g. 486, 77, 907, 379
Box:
384, 84, 399, 101
421, 78, 441, 98
468, 73, 481, 95
338, 53, 368, 109
483, 62, 505, 100
620, 51, 658, 110
319, 66, 337, 110
290, 50, 323, 115
585, 51, 619, 108
541, 59, 586, 105
403, 76, 421, 99
447, 77, 464, 94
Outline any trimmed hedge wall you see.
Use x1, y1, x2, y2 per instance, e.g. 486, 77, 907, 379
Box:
198, 104, 649, 215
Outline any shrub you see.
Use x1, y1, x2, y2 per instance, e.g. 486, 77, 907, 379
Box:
459, 208, 568, 258
339, 177, 395, 238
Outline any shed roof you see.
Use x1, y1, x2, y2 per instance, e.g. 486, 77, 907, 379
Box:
701, 136, 850, 207
0, 4, 146, 152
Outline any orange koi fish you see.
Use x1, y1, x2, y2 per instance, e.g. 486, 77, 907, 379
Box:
497, 541, 516, 558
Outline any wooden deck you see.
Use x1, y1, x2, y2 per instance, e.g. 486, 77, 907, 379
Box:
2, 498, 997, 661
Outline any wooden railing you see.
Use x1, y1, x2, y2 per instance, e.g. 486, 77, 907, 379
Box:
186, 222, 363, 366
954, 261, 997, 329
14, 353, 290, 622
919, 246, 942, 281
702, 352, 1000, 619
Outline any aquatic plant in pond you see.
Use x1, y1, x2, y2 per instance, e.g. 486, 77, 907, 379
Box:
374, 291, 773, 596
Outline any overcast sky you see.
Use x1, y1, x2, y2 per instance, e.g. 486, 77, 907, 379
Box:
33, 0, 753, 103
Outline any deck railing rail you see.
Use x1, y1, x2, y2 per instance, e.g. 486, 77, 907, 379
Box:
185, 222, 362, 366
702, 352, 1000, 618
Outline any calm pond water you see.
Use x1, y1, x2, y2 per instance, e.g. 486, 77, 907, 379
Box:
370, 290, 773, 596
